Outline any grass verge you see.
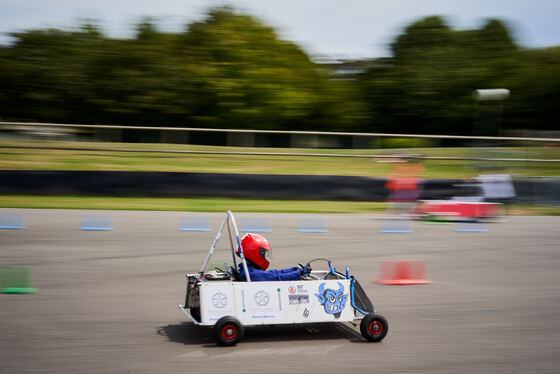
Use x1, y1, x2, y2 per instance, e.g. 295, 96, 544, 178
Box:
0, 195, 386, 214
1, 140, 559, 178
0, 195, 559, 215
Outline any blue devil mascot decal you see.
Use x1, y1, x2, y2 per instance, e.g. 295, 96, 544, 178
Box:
315, 282, 348, 319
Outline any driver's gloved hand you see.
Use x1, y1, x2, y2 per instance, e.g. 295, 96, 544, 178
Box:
300, 265, 312, 277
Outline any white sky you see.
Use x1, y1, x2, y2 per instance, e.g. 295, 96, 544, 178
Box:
1, 0, 559, 58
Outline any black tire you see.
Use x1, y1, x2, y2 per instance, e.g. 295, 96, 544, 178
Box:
360, 313, 388, 342
213, 316, 244, 346
190, 308, 201, 322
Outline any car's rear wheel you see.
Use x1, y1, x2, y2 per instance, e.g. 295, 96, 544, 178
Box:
213, 316, 244, 346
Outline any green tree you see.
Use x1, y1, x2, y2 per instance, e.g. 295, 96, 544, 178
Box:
0, 25, 104, 122
359, 17, 529, 135
0, 7, 366, 132
505, 46, 560, 131
1, 11, 557, 135
176, 7, 365, 130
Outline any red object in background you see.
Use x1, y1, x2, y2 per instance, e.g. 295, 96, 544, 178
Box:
385, 177, 421, 202
416, 200, 500, 218
385, 176, 420, 191
375, 260, 432, 285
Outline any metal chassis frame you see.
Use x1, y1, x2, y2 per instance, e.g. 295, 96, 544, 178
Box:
198, 210, 251, 282
179, 211, 252, 325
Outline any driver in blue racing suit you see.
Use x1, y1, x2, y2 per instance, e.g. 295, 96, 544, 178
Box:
237, 233, 311, 281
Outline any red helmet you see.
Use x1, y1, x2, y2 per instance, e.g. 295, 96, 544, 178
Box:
238, 233, 271, 270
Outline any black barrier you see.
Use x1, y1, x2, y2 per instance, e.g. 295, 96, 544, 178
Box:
0, 170, 389, 201
0, 170, 557, 203
509, 178, 560, 205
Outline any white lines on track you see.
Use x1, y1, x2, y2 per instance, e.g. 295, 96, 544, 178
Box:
176, 343, 343, 359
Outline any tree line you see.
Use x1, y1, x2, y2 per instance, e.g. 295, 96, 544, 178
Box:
0, 7, 558, 135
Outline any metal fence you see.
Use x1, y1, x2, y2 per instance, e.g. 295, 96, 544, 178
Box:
1, 121, 559, 163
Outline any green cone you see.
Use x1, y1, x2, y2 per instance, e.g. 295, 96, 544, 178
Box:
1, 266, 38, 294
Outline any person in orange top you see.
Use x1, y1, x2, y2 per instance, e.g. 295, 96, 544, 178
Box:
385, 157, 424, 216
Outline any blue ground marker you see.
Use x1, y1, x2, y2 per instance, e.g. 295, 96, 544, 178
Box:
380, 217, 412, 233
179, 216, 211, 232
297, 218, 328, 233
455, 220, 487, 233
0, 213, 27, 230
80, 215, 114, 231
240, 217, 271, 233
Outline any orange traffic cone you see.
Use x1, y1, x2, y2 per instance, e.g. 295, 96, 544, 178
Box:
375, 260, 432, 285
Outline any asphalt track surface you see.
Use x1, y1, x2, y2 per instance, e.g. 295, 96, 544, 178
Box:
1, 209, 559, 373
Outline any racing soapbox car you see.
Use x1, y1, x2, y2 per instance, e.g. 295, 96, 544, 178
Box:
178, 211, 388, 346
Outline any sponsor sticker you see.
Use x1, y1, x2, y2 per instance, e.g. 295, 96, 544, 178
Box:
254, 290, 270, 306
211, 292, 227, 308
289, 294, 310, 305
288, 284, 310, 305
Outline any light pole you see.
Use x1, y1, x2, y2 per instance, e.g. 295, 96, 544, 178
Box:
472, 88, 510, 171
472, 88, 510, 137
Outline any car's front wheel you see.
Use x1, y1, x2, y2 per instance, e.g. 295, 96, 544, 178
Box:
360, 313, 388, 342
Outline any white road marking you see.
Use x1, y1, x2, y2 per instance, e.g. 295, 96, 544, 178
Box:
176, 350, 207, 359
176, 343, 343, 359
